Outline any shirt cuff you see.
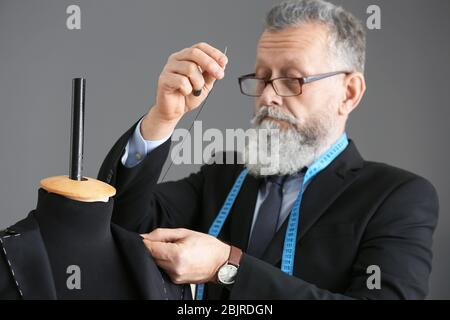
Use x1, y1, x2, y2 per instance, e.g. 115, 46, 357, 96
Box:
121, 117, 172, 168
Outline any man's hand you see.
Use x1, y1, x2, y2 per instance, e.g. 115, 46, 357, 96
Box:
141, 42, 228, 140
141, 228, 231, 284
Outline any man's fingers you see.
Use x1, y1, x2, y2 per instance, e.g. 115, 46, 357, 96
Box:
168, 60, 205, 92
163, 42, 228, 98
192, 42, 228, 68
142, 240, 186, 283
152, 259, 188, 285
153, 259, 175, 273
160, 73, 193, 96
175, 47, 225, 80
142, 228, 189, 242
142, 239, 177, 261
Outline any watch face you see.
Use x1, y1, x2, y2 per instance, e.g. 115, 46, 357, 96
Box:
218, 264, 238, 285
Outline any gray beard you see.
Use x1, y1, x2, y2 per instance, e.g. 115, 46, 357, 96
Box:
244, 106, 333, 177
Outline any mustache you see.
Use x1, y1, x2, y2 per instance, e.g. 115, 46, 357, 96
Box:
251, 106, 300, 127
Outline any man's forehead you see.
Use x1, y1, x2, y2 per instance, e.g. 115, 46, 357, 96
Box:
255, 24, 329, 71
257, 24, 329, 49
255, 42, 317, 73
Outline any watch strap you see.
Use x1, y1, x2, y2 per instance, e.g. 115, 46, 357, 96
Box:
228, 245, 243, 267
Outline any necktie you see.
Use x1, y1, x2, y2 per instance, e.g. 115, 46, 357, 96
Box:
247, 175, 286, 259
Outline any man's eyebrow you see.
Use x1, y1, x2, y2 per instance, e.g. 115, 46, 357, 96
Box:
254, 66, 306, 77
255, 59, 307, 76
281, 66, 305, 75
280, 60, 308, 74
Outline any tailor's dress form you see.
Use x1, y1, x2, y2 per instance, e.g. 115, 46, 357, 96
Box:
33, 188, 139, 299
0, 188, 190, 299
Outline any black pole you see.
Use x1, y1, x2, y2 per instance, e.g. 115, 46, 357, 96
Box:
69, 78, 85, 181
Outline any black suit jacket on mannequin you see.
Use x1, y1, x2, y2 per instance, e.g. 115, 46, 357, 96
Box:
0, 188, 191, 300
97, 116, 439, 300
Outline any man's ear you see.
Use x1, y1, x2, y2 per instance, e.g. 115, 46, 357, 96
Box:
338, 72, 366, 116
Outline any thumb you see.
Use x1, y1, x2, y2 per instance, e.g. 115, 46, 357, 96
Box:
202, 70, 217, 94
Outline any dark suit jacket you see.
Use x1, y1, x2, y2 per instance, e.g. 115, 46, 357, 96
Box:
0, 212, 191, 300
97, 116, 439, 300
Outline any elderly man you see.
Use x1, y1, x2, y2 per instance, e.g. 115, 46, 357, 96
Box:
98, 0, 438, 299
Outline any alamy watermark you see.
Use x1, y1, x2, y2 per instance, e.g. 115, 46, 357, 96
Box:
366, 5, 382, 30
170, 121, 280, 176
66, 265, 81, 290
66, 5, 81, 30
66, 4, 381, 31
366, 265, 381, 290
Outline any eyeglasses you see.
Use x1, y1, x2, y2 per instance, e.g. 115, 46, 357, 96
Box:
238, 71, 351, 97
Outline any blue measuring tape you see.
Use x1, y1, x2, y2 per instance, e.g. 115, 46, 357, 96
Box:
196, 133, 349, 300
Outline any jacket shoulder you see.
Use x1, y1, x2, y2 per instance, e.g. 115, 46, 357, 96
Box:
360, 160, 438, 203
362, 160, 429, 182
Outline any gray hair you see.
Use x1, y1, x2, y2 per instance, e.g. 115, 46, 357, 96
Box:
265, 0, 366, 73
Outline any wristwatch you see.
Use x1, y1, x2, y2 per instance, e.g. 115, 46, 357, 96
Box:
217, 245, 243, 285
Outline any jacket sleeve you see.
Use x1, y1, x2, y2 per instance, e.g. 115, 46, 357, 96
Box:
229, 177, 439, 300
97, 116, 205, 233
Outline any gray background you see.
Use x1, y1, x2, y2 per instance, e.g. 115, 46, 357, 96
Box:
0, 0, 449, 299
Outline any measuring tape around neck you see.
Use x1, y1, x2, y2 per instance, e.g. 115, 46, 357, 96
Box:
196, 133, 349, 300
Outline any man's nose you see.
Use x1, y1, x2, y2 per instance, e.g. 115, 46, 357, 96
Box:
259, 82, 283, 107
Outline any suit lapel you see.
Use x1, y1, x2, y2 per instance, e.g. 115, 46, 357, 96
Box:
111, 224, 165, 299
207, 141, 363, 299
0, 213, 57, 299
0, 215, 187, 300
262, 141, 364, 266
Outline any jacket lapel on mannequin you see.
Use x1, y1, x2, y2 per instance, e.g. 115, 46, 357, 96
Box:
0, 213, 57, 299
112, 224, 190, 300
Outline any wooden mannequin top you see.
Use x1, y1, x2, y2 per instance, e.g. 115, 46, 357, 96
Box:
40, 175, 116, 202
40, 78, 117, 202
